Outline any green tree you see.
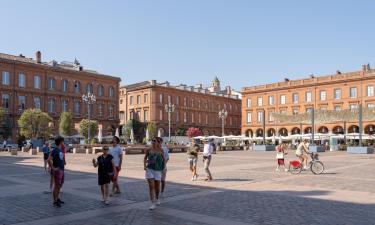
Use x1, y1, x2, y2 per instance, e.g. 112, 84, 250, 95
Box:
175, 127, 187, 136
59, 112, 73, 136
146, 122, 157, 140
18, 109, 53, 140
79, 119, 99, 140
0, 108, 12, 139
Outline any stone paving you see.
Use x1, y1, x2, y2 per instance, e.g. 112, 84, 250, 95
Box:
0, 150, 374, 225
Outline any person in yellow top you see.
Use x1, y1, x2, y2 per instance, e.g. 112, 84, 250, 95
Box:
296, 139, 309, 169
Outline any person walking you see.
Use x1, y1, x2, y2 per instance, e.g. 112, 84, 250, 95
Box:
42, 141, 51, 174
144, 137, 164, 210
203, 139, 213, 181
159, 137, 169, 198
187, 138, 200, 181
92, 146, 115, 205
109, 136, 123, 196
47, 136, 65, 208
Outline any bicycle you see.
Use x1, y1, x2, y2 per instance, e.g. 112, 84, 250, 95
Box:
289, 152, 324, 175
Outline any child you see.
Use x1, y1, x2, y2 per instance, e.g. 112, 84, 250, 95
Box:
276, 143, 288, 172
92, 146, 115, 205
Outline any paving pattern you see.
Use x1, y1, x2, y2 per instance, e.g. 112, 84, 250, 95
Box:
0, 150, 374, 225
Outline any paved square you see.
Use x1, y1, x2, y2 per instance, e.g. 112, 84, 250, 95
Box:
0, 150, 374, 225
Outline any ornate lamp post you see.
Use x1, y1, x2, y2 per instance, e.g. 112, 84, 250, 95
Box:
218, 109, 228, 137
165, 102, 175, 142
82, 93, 96, 143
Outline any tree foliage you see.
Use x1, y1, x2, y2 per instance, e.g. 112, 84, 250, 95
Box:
18, 109, 53, 139
175, 127, 187, 136
0, 108, 12, 139
186, 127, 202, 138
122, 119, 146, 142
79, 119, 99, 140
59, 112, 73, 136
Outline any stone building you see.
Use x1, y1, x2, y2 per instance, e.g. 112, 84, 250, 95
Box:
0, 51, 121, 140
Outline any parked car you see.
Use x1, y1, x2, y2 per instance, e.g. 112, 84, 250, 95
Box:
5, 141, 18, 149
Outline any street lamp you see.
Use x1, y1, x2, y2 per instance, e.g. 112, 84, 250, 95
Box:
218, 109, 228, 137
82, 93, 96, 143
165, 102, 175, 142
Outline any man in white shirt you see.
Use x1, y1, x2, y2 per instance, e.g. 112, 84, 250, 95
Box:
203, 139, 213, 181
109, 136, 123, 195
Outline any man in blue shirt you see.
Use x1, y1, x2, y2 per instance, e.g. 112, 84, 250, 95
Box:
48, 136, 65, 208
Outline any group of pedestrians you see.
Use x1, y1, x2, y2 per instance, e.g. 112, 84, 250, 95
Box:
275, 139, 310, 172
187, 138, 214, 181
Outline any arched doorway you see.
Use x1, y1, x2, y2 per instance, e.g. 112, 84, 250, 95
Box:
245, 129, 253, 137
267, 128, 276, 137
348, 125, 359, 133
318, 126, 329, 134
291, 127, 301, 135
278, 128, 288, 137
304, 127, 312, 134
256, 128, 263, 137
364, 124, 375, 135
332, 126, 344, 134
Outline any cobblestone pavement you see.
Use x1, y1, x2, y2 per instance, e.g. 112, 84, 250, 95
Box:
0, 150, 374, 225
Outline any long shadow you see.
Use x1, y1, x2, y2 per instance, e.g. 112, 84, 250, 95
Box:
0, 155, 374, 225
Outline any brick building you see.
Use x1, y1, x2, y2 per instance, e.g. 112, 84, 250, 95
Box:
119, 77, 242, 137
0, 51, 121, 141
241, 65, 375, 138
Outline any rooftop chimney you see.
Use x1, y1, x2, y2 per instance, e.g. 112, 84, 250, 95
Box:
36, 51, 41, 63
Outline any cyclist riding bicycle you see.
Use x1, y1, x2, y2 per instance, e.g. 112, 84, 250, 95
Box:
296, 139, 309, 170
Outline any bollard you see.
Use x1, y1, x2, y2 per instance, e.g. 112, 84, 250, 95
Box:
10, 149, 17, 156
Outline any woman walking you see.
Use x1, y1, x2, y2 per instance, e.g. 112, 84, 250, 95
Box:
144, 137, 165, 210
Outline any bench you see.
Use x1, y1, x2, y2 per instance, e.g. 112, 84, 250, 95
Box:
73, 148, 90, 154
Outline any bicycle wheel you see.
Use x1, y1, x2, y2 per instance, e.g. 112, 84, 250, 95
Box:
310, 161, 324, 175
289, 164, 302, 175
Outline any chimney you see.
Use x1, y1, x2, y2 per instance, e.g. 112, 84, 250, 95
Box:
36, 51, 42, 63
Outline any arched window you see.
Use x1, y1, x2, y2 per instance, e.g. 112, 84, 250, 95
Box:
74, 81, 81, 93
48, 98, 55, 113
109, 86, 114, 98
86, 83, 93, 94
62, 79, 69, 92
98, 85, 104, 97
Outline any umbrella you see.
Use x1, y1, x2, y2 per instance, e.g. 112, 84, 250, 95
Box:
98, 127, 103, 143
157, 129, 161, 138
115, 128, 119, 138
130, 129, 135, 143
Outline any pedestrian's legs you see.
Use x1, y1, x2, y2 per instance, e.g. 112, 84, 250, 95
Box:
154, 180, 160, 200
100, 185, 105, 201
147, 179, 156, 203
104, 183, 109, 202
53, 184, 60, 202
44, 160, 47, 172
49, 173, 54, 192
204, 157, 212, 180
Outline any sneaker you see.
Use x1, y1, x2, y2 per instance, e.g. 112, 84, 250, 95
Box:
57, 199, 65, 204
104, 200, 109, 205
284, 169, 289, 172
149, 203, 156, 210
275, 168, 280, 172
53, 201, 61, 208
191, 177, 195, 181
303, 166, 308, 170
156, 199, 161, 205
100, 198, 105, 202
109, 193, 114, 197
195, 174, 199, 180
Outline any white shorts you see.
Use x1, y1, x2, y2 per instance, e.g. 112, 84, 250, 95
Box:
145, 168, 162, 181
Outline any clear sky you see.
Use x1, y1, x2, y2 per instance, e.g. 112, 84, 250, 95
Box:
1, 0, 374, 90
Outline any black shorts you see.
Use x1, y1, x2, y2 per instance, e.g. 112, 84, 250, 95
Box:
98, 173, 111, 186
43, 153, 49, 160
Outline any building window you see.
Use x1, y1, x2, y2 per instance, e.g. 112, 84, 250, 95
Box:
306, 107, 313, 113
168, 95, 172, 103
159, 94, 163, 103
137, 95, 141, 104
269, 112, 274, 122
292, 108, 298, 115
334, 89, 341, 99
292, 93, 298, 103
183, 112, 187, 123
349, 104, 358, 111
144, 94, 149, 103
257, 97, 263, 106
34, 97, 41, 109
19, 73, 26, 88
268, 96, 274, 105
184, 97, 187, 106
34, 75, 41, 89
48, 78, 56, 90
198, 113, 202, 123
176, 111, 180, 122
61, 80, 68, 92
257, 111, 263, 123
191, 113, 194, 123
280, 95, 286, 104
2, 71, 10, 85
159, 109, 163, 120
98, 85, 104, 96
48, 99, 55, 113
367, 85, 374, 97
320, 90, 326, 101
74, 81, 81, 93
109, 105, 114, 117
306, 91, 312, 102
17, 96, 26, 111
334, 105, 341, 111
86, 83, 93, 94
368, 103, 375, 108
246, 112, 252, 124
144, 110, 149, 122
98, 104, 104, 117
176, 96, 180, 105
119, 111, 125, 121
205, 114, 208, 124
74, 101, 81, 115
2, 94, 10, 109
350, 87, 357, 98
109, 86, 114, 98
129, 96, 134, 105
61, 100, 68, 112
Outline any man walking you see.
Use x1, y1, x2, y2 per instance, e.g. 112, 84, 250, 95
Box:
187, 138, 200, 181
203, 139, 213, 181
48, 136, 65, 207
109, 136, 123, 195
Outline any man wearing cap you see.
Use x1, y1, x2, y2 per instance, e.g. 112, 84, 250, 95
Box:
109, 136, 123, 195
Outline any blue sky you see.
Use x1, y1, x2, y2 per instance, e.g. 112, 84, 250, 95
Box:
1, 0, 374, 90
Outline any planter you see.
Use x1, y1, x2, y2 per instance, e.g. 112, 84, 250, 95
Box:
253, 145, 275, 151
10, 149, 17, 155
347, 147, 374, 154
29, 149, 37, 155
309, 146, 325, 153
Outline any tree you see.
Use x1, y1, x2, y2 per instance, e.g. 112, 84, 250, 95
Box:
79, 119, 99, 140
59, 112, 73, 136
146, 122, 157, 140
186, 127, 202, 138
175, 127, 187, 136
18, 109, 53, 140
122, 119, 146, 142
0, 108, 12, 139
